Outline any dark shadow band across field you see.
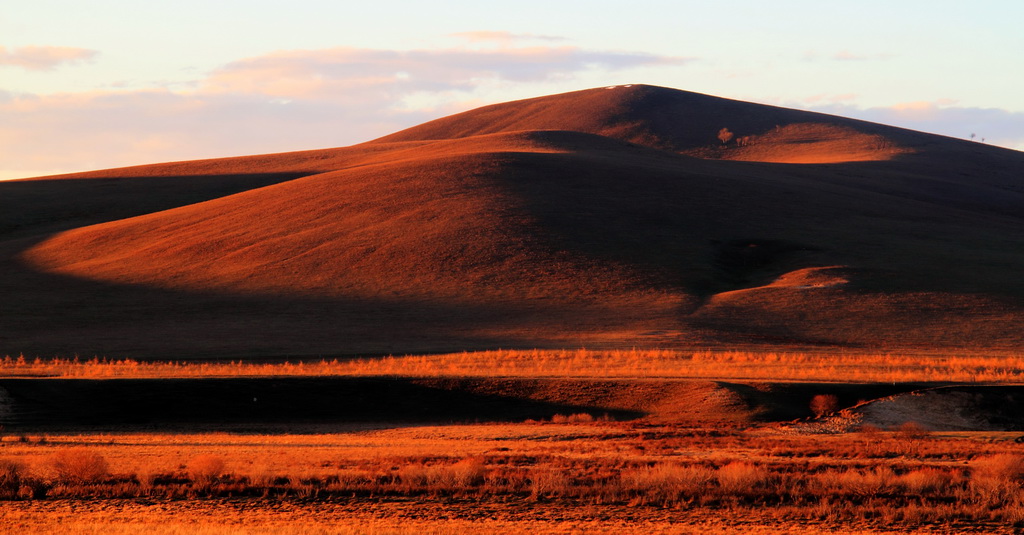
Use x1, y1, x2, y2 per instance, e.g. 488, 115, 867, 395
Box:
10, 376, 1021, 434
0, 377, 646, 431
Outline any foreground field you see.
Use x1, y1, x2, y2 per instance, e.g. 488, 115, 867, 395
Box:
3, 421, 1024, 533
3, 351, 1023, 532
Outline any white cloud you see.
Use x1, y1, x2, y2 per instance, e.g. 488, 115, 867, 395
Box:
0, 46, 98, 71
0, 44, 686, 179
202, 46, 685, 99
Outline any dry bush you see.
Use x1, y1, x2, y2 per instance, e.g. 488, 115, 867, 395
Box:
899, 467, 956, 494
973, 453, 1024, 482
715, 461, 767, 494
529, 468, 571, 499
0, 458, 25, 497
810, 466, 897, 497
483, 466, 530, 493
896, 421, 930, 440
550, 413, 596, 424
188, 454, 225, 482
395, 458, 486, 490
856, 423, 883, 436
50, 448, 109, 483
444, 457, 486, 487
970, 453, 1024, 505
396, 463, 430, 487
841, 466, 896, 497
810, 394, 839, 417
620, 463, 714, 503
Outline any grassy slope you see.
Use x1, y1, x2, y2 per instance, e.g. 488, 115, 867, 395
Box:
2, 85, 1023, 357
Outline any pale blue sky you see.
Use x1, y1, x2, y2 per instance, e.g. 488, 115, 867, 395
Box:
2, 0, 1022, 178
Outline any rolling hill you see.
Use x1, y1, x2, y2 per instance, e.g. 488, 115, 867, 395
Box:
3, 84, 1023, 358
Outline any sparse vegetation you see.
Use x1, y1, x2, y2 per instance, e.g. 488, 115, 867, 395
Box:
4, 349, 1022, 383
3, 425, 1024, 531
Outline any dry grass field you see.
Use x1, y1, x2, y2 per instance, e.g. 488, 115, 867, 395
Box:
3, 348, 1023, 383
3, 351, 1024, 532
3, 421, 1024, 533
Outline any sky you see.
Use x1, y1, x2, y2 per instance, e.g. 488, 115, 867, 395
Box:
3, 0, 1023, 179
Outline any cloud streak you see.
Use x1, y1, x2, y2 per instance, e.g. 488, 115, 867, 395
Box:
809, 100, 1024, 149
1, 44, 685, 179
202, 46, 686, 99
0, 46, 98, 71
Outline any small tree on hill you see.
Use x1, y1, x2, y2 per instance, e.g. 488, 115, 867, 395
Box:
718, 127, 734, 145
810, 394, 839, 417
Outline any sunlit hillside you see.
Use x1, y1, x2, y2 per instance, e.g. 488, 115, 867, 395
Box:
1, 85, 1022, 358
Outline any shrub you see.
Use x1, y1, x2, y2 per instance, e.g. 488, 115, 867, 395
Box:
395, 458, 486, 490
396, 463, 429, 487
444, 457, 486, 487
50, 448, 109, 483
529, 469, 571, 499
0, 459, 25, 497
716, 461, 767, 494
551, 413, 595, 424
896, 421, 930, 440
970, 454, 1024, 505
620, 463, 714, 503
835, 466, 896, 497
810, 394, 840, 417
188, 454, 225, 482
899, 467, 954, 494
856, 423, 882, 435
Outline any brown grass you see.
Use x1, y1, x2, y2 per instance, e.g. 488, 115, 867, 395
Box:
4, 349, 1022, 383
3, 422, 1024, 531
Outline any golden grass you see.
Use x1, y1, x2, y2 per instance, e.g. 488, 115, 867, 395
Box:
3, 349, 1022, 382
3, 422, 1024, 532
0, 501, 927, 535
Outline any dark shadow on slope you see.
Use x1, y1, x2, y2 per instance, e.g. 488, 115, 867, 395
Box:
0, 230, 629, 359
0, 173, 311, 241
481, 149, 1024, 300
718, 382, 936, 421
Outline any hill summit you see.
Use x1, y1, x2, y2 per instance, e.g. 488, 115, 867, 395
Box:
3, 85, 1023, 357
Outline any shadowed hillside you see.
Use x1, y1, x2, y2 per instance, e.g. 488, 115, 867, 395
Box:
3, 85, 1023, 358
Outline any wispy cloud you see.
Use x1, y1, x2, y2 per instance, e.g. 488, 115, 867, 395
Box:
809, 100, 1024, 149
0, 44, 686, 179
0, 46, 98, 71
202, 46, 685, 99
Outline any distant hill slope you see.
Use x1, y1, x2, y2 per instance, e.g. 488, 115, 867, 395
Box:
377, 84, 922, 162
2, 85, 1023, 358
